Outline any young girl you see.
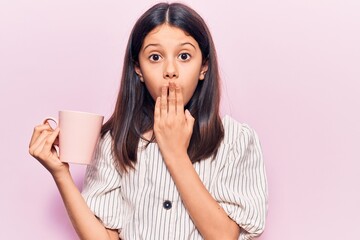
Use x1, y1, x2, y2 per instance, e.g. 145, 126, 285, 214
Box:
29, 2, 267, 240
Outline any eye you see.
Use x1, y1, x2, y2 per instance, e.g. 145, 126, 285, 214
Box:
178, 53, 191, 61
149, 54, 162, 62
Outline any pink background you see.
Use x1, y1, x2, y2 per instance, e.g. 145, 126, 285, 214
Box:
1, 0, 359, 239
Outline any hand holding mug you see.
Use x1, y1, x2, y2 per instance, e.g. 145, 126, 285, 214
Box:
29, 122, 67, 176
29, 110, 104, 175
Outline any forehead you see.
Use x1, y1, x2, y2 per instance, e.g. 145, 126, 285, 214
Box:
142, 24, 198, 48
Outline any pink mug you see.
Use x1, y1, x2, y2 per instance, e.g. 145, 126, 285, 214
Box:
43, 110, 104, 165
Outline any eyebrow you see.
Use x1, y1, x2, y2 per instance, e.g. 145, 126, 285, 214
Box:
143, 43, 160, 51
143, 42, 196, 51
181, 42, 196, 50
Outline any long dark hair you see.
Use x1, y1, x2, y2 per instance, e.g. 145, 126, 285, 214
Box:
102, 2, 224, 172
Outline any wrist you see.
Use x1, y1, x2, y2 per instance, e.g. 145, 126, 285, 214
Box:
52, 168, 72, 183
163, 151, 192, 169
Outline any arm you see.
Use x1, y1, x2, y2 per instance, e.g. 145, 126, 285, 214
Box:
54, 172, 119, 240
166, 154, 240, 240
29, 124, 118, 240
213, 123, 267, 239
154, 82, 240, 240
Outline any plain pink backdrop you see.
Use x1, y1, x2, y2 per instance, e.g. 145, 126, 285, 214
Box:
1, 0, 359, 239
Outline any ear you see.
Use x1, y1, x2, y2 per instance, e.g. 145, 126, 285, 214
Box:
135, 65, 144, 82
199, 63, 209, 81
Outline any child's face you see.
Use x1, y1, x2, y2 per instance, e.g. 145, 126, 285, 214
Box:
135, 24, 208, 105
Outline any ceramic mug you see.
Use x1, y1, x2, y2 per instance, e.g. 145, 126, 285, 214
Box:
43, 110, 104, 165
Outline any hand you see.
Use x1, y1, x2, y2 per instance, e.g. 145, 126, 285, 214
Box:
154, 81, 195, 163
29, 122, 69, 177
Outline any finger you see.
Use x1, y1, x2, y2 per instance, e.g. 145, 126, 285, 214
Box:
42, 128, 60, 154
168, 81, 176, 115
176, 84, 184, 114
31, 130, 60, 164
161, 85, 168, 117
29, 129, 53, 155
154, 97, 161, 123
29, 123, 53, 147
185, 109, 195, 129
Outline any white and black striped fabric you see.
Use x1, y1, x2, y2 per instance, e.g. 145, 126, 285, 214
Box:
82, 115, 268, 240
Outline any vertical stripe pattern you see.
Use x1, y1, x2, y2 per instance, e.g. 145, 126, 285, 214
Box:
81, 115, 268, 239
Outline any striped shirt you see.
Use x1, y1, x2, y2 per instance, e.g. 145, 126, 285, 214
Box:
82, 115, 268, 240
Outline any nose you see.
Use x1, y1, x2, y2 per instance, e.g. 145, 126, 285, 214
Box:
163, 60, 178, 79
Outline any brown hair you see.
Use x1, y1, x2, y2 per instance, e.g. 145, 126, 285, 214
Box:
102, 2, 224, 172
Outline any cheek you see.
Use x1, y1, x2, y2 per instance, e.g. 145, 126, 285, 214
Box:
144, 79, 168, 102
182, 82, 199, 105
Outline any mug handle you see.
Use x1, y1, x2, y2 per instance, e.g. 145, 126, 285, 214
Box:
43, 117, 58, 129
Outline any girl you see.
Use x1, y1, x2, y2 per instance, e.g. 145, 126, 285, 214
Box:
29, 2, 267, 240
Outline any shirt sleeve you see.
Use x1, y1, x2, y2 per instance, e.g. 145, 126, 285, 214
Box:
212, 124, 268, 240
81, 132, 124, 230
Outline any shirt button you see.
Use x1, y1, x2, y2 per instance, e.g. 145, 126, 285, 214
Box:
163, 200, 172, 210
